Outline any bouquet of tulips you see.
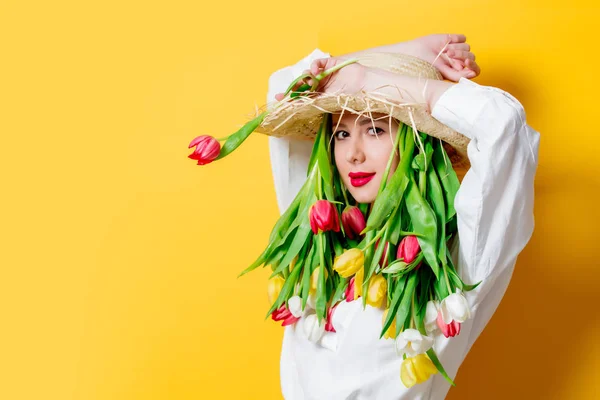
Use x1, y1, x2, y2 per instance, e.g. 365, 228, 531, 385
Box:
188, 61, 481, 389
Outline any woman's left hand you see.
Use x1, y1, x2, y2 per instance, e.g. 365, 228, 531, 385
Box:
402, 34, 481, 82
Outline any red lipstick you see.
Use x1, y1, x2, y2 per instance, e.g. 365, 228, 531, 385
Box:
349, 172, 376, 187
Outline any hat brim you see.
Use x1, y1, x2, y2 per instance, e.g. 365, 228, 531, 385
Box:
256, 90, 471, 172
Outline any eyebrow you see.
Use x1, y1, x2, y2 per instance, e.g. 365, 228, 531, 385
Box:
333, 119, 380, 129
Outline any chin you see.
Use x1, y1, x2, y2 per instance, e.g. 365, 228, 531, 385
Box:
347, 188, 377, 204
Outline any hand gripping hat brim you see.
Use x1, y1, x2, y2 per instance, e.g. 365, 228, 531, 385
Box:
255, 52, 471, 172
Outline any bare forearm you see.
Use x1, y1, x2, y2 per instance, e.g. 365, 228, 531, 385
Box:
362, 67, 455, 113
333, 42, 413, 60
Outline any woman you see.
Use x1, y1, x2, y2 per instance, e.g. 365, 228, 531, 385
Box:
264, 34, 540, 399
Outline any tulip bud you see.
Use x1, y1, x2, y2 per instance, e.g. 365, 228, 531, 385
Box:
436, 311, 461, 338
187, 135, 221, 165
303, 313, 325, 342
424, 300, 440, 334
309, 266, 328, 294
382, 308, 398, 339
267, 275, 285, 305
325, 302, 339, 332
395, 329, 434, 358
366, 274, 387, 308
271, 304, 301, 327
397, 236, 421, 268
400, 354, 438, 388
354, 266, 364, 299
344, 276, 356, 302
288, 295, 304, 318
333, 248, 365, 278
440, 289, 471, 323
341, 206, 366, 240
309, 200, 340, 235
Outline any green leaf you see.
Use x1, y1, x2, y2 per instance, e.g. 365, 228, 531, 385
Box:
264, 255, 304, 320
394, 272, 418, 337
405, 176, 440, 280
216, 112, 267, 160
380, 275, 407, 339
300, 241, 315, 311
411, 143, 434, 172
427, 153, 447, 268
269, 224, 312, 278
426, 349, 456, 387
432, 139, 460, 222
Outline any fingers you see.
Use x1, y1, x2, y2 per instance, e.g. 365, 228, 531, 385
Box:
447, 33, 467, 43
464, 58, 480, 76
446, 49, 475, 62
446, 42, 470, 52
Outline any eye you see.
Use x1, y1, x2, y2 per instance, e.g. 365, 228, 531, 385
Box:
334, 130, 349, 140
368, 127, 385, 136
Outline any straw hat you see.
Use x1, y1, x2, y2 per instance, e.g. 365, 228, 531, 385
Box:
255, 52, 471, 172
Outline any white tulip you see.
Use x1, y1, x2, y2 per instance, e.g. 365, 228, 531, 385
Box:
288, 295, 304, 318
439, 289, 471, 324
395, 328, 434, 357
303, 313, 325, 342
424, 300, 441, 334
306, 292, 317, 309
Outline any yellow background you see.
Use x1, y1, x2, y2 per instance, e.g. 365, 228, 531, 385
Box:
1, 0, 598, 399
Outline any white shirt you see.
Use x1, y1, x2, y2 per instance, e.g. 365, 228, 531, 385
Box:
266, 48, 541, 400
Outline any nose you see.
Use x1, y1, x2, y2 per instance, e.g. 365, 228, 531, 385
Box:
345, 136, 365, 164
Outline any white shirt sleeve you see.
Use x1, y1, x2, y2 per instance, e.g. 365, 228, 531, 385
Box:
266, 48, 332, 215
431, 77, 541, 311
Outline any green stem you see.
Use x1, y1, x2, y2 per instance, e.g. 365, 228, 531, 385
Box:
410, 292, 416, 329
442, 264, 452, 295
361, 218, 391, 250
341, 183, 349, 206
315, 58, 360, 83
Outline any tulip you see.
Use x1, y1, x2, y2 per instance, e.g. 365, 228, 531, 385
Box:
439, 289, 471, 323
309, 200, 340, 235
400, 353, 438, 388
306, 292, 317, 309
375, 238, 391, 268
395, 329, 434, 358
333, 248, 365, 278
424, 300, 441, 334
325, 302, 340, 332
382, 308, 398, 339
271, 304, 301, 327
354, 266, 364, 298
366, 274, 387, 308
303, 313, 325, 342
267, 275, 285, 305
341, 206, 366, 240
344, 276, 356, 302
437, 311, 461, 338
188, 135, 221, 165
397, 236, 421, 266
309, 266, 328, 294
287, 295, 305, 318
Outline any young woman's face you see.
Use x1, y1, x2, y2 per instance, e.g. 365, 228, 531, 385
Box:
331, 112, 400, 204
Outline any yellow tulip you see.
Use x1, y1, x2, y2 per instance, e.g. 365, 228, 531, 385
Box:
382, 308, 397, 339
333, 248, 365, 278
267, 275, 285, 304
400, 354, 438, 388
366, 274, 387, 308
309, 266, 328, 294
354, 266, 364, 299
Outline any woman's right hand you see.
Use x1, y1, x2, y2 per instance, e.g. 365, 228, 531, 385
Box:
274, 57, 367, 101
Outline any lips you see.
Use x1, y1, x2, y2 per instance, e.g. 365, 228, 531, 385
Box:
349, 172, 376, 187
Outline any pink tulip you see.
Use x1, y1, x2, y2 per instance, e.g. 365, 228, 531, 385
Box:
376, 238, 391, 268
345, 276, 356, 302
309, 200, 340, 235
436, 310, 461, 338
341, 206, 366, 240
188, 135, 221, 165
325, 302, 340, 332
397, 236, 422, 269
271, 304, 301, 327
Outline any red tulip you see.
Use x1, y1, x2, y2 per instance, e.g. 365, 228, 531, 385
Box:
271, 304, 301, 327
436, 310, 461, 338
376, 238, 391, 268
341, 206, 366, 240
309, 200, 340, 235
188, 135, 221, 165
397, 236, 421, 268
345, 276, 356, 302
325, 302, 340, 332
